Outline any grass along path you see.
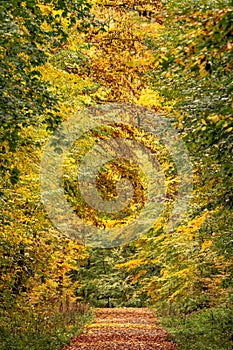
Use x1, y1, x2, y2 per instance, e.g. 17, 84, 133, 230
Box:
63, 308, 177, 350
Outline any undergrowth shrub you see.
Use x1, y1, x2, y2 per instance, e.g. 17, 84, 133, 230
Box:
155, 301, 233, 350
0, 301, 92, 350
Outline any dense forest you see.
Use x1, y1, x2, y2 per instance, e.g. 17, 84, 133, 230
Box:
0, 0, 232, 349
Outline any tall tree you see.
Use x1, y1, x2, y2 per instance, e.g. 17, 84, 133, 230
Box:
0, 0, 92, 181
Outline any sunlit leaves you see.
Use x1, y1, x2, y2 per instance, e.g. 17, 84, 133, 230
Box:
0, 0, 93, 179
49, 0, 163, 103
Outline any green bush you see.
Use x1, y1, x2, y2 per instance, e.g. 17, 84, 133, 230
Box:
0, 304, 93, 350
156, 303, 233, 350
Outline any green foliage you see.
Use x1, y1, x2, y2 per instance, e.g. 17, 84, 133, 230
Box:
72, 247, 148, 307
156, 303, 233, 350
0, 0, 92, 178
1, 0, 232, 349
141, 0, 233, 302
1, 3, 95, 349
109, 1, 232, 348
0, 304, 93, 350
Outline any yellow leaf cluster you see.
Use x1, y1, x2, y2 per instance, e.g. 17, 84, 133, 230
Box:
200, 240, 213, 253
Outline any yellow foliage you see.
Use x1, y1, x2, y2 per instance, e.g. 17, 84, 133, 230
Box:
177, 211, 209, 238
131, 270, 147, 284
207, 114, 220, 123
138, 89, 163, 110
55, 0, 163, 102
116, 258, 147, 272
200, 240, 213, 253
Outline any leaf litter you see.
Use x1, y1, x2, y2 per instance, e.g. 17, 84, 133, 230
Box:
63, 308, 177, 349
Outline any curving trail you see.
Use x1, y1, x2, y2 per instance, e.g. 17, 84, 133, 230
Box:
63, 308, 177, 350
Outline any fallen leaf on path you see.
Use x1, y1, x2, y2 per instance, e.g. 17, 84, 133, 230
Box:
63, 308, 177, 350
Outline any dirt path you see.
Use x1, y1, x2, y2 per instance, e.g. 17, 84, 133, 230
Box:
63, 308, 177, 350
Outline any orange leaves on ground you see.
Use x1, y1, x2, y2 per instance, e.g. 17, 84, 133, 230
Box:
63, 308, 177, 350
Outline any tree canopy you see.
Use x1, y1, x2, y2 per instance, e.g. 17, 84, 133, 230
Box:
0, 0, 232, 349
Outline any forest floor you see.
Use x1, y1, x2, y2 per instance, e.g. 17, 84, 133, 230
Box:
63, 308, 177, 350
